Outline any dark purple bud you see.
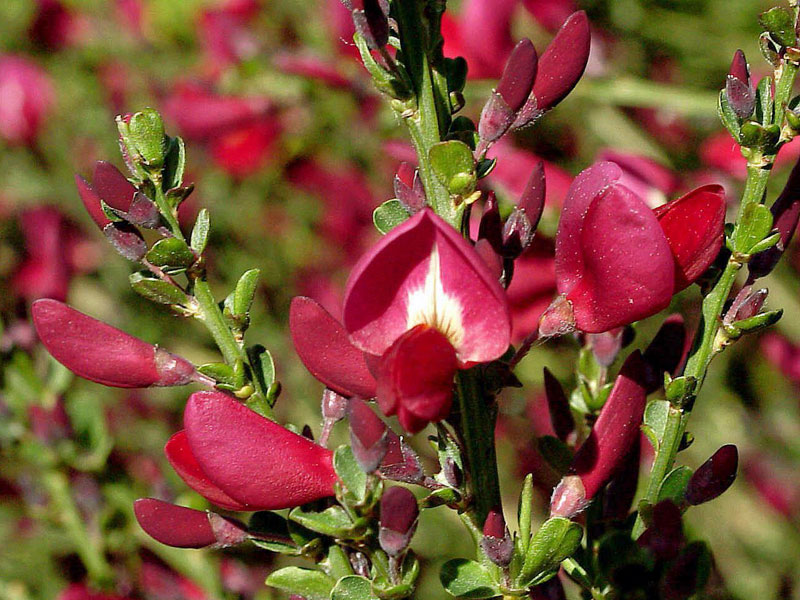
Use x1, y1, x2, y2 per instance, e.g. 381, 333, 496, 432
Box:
515, 11, 590, 128
637, 500, 684, 561
478, 192, 503, 253
351, 0, 389, 50
480, 506, 514, 567
724, 286, 767, 325
543, 368, 574, 442
529, 576, 567, 600
749, 154, 800, 279
478, 92, 516, 145
512, 161, 546, 241
103, 221, 147, 261
602, 437, 641, 520
379, 486, 419, 556
643, 315, 687, 394
726, 50, 755, 120
501, 209, 535, 259
685, 445, 738, 506
348, 397, 390, 472
550, 352, 648, 518
394, 162, 426, 213
134, 498, 248, 549
379, 433, 425, 484
496, 39, 538, 112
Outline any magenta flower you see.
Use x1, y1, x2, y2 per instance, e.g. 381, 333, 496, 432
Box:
32, 299, 199, 388
342, 209, 511, 432
0, 55, 54, 146
540, 162, 725, 335
172, 390, 337, 510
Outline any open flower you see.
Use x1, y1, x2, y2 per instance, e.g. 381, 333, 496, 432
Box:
167, 390, 337, 510
342, 208, 511, 432
539, 162, 725, 335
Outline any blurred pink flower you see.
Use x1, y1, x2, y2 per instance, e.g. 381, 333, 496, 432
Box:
198, 0, 261, 76
0, 55, 55, 146
28, 0, 86, 50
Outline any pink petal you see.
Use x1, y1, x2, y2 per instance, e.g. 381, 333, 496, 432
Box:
654, 185, 726, 291
375, 325, 458, 434
184, 391, 337, 509
134, 498, 218, 548
343, 208, 511, 364
164, 431, 249, 511
31, 299, 196, 388
556, 163, 675, 333
290, 296, 377, 398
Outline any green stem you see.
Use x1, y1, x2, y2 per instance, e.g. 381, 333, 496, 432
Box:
41, 471, 113, 586
152, 180, 185, 242
192, 278, 245, 366
454, 369, 501, 528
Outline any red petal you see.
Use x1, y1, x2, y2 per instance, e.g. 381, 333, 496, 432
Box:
31, 299, 196, 388
134, 498, 217, 548
184, 391, 337, 509
654, 184, 726, 291
343, 208, 510, 364
376, 325, 458, 433
290, 296, 377, 398
164, 431, 249, 511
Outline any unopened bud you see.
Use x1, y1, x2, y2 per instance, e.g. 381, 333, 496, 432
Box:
348, 397, 389, 472
543, 368, 574, 443
393, 162, 426, 213
637, 500, 684, 560
380, 432, 425, 484
478, 192, 503, 253
602, 438, 641, 521
724, 286, 767, 326
103, 221, 147, 261
322, 388, 348, 422
480, 506, 514, 566
538, 294, 576, 339
685, 444, 738, 506
134, 498, 248, 549
478, 92, 515, 145
501, 209, 535, 259
726, 50, 755, 119
587, 328, 625, 368
379, 486, 419, 556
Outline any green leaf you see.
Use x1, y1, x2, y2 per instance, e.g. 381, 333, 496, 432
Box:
324, 546, 354, 581
420, 486, 460, 508
519, 518, 583, 586
128, 108, 166, 168
657, 466, 693, 505
373, 199, 410, 234
747, 231, 781, 255
718, 90, 741, 142
517, 474, 534, 557
190, 209, 210, 254
233, 269, 260, 316
727, 308, 783, 337
146, 237, 195, 269
248, 511, 300, 555
735, 202, 773, 254
643, 400, 669, 451
289, 505, 355, 538
129, 272, 187, 305
162, 136, 186, 190
331, 576, 375, 600
334, 445, 367, 502
265, 567, 335, 600
537, 436, 574, 475
439, 559, 500, 599
476, 158, 496, 179
247, 345, 275, 398
754, 76, 774, 126
759, 7, 797, 48
429, 140, 476, 194
197, 362, 237, 386
664, 376, 696, 405
353, 33, 410, 98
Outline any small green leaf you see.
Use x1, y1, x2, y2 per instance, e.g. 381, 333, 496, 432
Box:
129, 272, 187, 305
735, 202, 773, 254
728, 308, 783, 336
429, 140, 476, 192
759, 7, 797, 48
190, 209, 210, 254
747, 231, 781, 255
373, 199, 410, 234
197, 362, 237, 386
289, 505, 355, 537
331, 576, 375, 600
247, 345, 275, 398
128, 108, 166, 168
265, 567, 336, 600
353, 33, 410, 98
517, 474, 534, 557
665, 376, 696, 405
476, 157, 496, 179
754, 76, 774, 126
718, 90, 741, 142
162, 136, 186, 190
334, 445, 367, 502
657, 466, 693, 505
420, 487, 460, 508
537, 436, 574, 475
233, 269, 260, 316
760, 33, 781, 67
146, 237, 195, 269
519, 517, 583, 586
325, 546, 354, 581
439, 559, 500, 599
643, 400, 669, 450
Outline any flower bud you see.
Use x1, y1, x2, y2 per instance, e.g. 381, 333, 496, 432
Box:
550, 352, 648, 518
726, 50, 755, 119
32, 299, 198, 388
134, 498, 248, 549
502, 161, 546, 258
394, 162, 426, 213
379, 486, 419, 556
380, 432, 425, 484
685, 444, 738, 506
480, 506, 514, 567
637, 500, 684, 560
659, 542, 710, 600
103, 222, 147, 261
348, 397, 391, 472
478, 192, 503, 253
322, 388, 349, 423
724, 286, 767, 326
543, 367, 574, 442
749, 154, 800, 279
588, 328, 625, 368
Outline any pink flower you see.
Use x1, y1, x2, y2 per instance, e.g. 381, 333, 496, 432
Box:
342, 209, 511, 432
0, 55, 54, 146
31, 299, 199, 388
198, 0, 260, 75
167, 390, 338, 510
